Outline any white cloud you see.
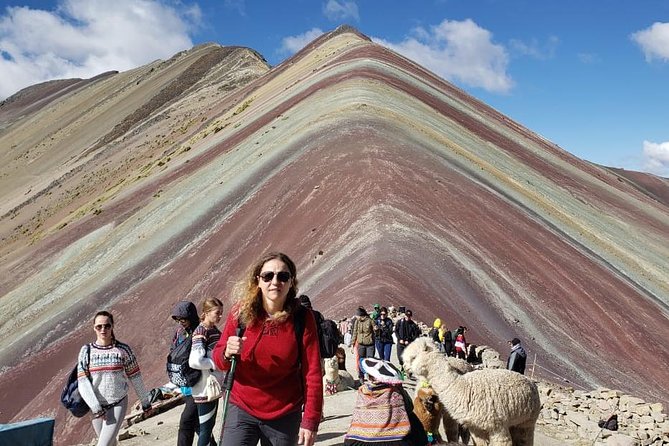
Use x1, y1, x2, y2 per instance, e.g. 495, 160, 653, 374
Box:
577, 52, 600, 64
0, 0, 198, 100
279, 28, 324, 55
642, 140, 669, 175
631, 22, 669, 62
323, 0, 359, 22
224, 0, 246, 16
373, 19, 513, 94
509, 35, 559, 60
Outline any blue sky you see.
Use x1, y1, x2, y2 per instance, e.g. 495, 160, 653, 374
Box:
1, 1, 668, 176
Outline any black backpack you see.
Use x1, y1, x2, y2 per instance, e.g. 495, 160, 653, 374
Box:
319, 319, 341, 358
429, 327, 439, 342
166, 334, 202, 387
61, 344, 91, 417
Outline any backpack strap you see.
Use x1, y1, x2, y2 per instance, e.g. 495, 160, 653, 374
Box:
84, 343, 92, 379
294, 305, 306, 368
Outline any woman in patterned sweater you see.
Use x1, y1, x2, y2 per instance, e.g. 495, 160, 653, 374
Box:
188, 297, 224, 446
77, 311, 153, 446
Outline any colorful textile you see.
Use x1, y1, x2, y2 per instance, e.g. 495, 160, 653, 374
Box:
345, 383, 411, 442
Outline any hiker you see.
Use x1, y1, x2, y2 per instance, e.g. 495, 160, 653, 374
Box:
213, 252, 323, 446
442, 323, 454, 357
299, 293, 341, 368
428, 319, 443, 353
344, 358, 428, 446
506, 337, 527, 374
454, 326, 467, 360
370, 303, 381, 321
170, 301, 201, 446
394, 309, 420, 373
374, 306, 394, 361
77, 311, 154, 446
189, 298, 224, 446
351, 307, 376, 382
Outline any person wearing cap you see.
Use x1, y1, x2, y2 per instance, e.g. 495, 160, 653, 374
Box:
170, 301, 201, 446
344, 358, 428, 445
394, 310, 420, 373
507, 337, 527, 374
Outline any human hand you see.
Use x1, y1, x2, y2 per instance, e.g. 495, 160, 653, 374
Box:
297, 427, 316, 446
92, 410, 105, 419
225, 336, 247, 358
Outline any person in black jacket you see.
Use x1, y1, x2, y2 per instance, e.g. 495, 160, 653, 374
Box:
506, 337, 527, 374
374, 307, 394, 361
394, 310, 420, 374
171, 301, 201, 446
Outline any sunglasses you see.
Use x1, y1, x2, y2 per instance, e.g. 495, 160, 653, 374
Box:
259, 271, 292, 283
94, 323, 112, 331
380, 313, 387, 316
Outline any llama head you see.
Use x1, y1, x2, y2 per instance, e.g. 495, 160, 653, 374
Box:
402, 337, 437, 366
324, 356, 338, 373
402, 337, 438, 376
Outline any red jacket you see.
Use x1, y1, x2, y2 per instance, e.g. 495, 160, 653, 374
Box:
213, 307, 324, 431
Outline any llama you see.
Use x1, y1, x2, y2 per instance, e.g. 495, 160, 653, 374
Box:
409, 338, 473, 443
403, 339, 541, 446
323, 356, 355, 395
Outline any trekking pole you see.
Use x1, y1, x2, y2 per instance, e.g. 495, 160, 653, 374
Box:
531, 353, 537, 380
218, 326, 243, 444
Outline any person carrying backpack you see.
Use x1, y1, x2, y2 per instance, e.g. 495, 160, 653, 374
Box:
213, 252, 323, 446
77, 311, 154, 446
170, 301, 201, 446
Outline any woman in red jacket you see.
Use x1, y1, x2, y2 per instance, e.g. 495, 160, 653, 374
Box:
213, 252, 323, 446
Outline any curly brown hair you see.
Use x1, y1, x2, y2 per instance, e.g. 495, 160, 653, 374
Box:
235, 252, 299, 327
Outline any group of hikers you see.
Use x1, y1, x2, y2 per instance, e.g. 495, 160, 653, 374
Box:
72, 251, 528, 446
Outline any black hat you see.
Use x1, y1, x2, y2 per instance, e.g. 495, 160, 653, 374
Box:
509, 338, 521, 346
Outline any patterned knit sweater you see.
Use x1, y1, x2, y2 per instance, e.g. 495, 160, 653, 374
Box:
188, 323, 222, 403
77, 341, 150, 414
